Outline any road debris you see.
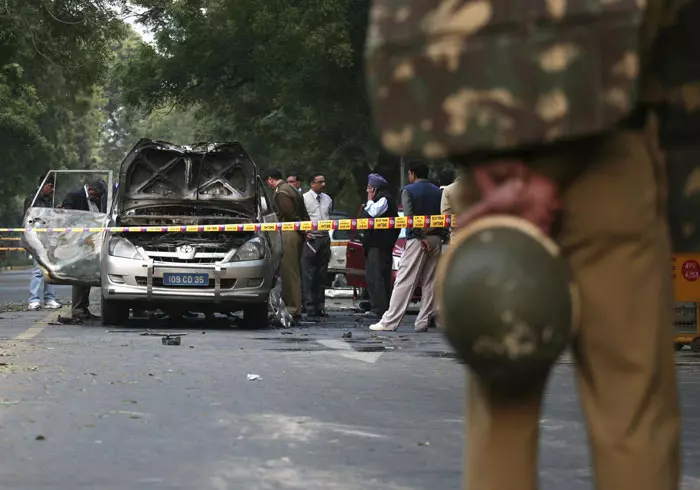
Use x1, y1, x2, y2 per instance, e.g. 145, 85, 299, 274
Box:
162, 336, 181, 346
106, 330, 188, 337
54, 315, 81, 325
269, 284, 293, 328
418, 441, 430, 447
247, 374, 262, 381
35, 435, 46, 441
0, 304, 26, 313
342, 331, 352, 339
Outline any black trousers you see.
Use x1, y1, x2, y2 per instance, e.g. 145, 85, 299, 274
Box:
365, 246, 393, 315
302, 235, 331, 316
71, 285, 91, 317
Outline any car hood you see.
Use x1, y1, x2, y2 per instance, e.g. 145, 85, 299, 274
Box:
117, 139, 258, 216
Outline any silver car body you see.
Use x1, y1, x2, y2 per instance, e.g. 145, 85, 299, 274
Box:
328, 227, 350, 275
24, 140, 282, 313
103, 140, 281, 309
23, 169, 114, 286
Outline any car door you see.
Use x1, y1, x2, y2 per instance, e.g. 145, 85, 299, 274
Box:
257, 177, 282, 274
22, 170, 113, 286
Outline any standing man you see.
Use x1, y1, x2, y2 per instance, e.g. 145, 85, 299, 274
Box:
302, 174, 333, 318
369, 164, 444, 332
440, 175, 462, 217
286, 175, 303, 193
359, 173, 399, 318
364, 2, 681, 489
263, 169, 310, 322
62, 179, 107, 320
24, 172, 61, 311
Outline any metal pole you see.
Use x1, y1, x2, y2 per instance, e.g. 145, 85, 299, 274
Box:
400, 156, 406, 189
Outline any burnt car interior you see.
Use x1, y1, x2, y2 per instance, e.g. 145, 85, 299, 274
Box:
108, 139, 275, 259
116, 140, 259, 223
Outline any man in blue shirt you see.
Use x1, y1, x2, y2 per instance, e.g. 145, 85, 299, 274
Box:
369, 163, 444, 332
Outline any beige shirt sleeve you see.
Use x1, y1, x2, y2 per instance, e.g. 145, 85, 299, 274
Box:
441, 184, 453, 215
441, 181, 459, 215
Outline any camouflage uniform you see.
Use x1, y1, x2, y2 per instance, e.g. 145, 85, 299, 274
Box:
365, 1, 690, 489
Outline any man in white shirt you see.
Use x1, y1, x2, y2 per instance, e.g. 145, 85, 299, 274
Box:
302, 175, 333, 318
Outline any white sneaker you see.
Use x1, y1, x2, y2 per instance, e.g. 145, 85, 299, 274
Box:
44, 300, 62, 309
28, 302, 41, 311
369, 322, 396, 332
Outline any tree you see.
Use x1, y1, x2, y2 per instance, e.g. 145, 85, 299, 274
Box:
118, 0, 404, 213
0, 0, 127, 224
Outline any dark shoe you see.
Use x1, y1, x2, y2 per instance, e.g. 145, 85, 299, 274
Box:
428, 314, 438, 328
73, 309, 100, 320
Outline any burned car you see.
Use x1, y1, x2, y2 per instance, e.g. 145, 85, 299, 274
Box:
24, 140, 282, 327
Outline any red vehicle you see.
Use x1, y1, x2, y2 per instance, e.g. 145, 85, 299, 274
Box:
346, 211, 422, 304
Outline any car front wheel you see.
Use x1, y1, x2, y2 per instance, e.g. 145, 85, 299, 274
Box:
101, 298, 129, 326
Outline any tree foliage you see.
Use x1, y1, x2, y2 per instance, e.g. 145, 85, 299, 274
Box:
0, 0, 127, 224
0, 0, 453, 227
118, 0, 404, 213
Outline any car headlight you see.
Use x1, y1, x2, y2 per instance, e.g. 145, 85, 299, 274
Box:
232, 237, 266, 262
108, 237, 144, 260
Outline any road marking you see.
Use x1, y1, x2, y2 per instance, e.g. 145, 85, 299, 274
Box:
316, 339, 384, 364
11, 308, 63, 341
14, 325, 47, 341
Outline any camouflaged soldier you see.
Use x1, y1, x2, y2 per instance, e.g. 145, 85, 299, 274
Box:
365, 0, 691, 489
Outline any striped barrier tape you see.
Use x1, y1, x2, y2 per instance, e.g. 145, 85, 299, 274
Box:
0, 214, 456, 234
0, 248, 25, 251
0, 237, 20, 241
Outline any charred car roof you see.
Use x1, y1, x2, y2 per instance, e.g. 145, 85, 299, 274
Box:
117, 139, 258, 212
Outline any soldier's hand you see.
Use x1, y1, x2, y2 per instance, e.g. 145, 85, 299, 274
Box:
456, 161, 561, 235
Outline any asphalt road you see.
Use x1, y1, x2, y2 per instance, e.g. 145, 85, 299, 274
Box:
1, 272, 700, 489
0, 269, 72, 307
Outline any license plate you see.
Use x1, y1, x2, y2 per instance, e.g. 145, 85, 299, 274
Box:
162, 273, 209, 287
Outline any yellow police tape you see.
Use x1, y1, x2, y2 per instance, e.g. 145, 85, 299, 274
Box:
0, 214, 457, 234
0, 248, 25, 251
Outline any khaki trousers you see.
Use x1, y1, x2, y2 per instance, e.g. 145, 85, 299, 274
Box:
281, 231, 303, 316
375, 235, 441, 330
463, 127, 681, 490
